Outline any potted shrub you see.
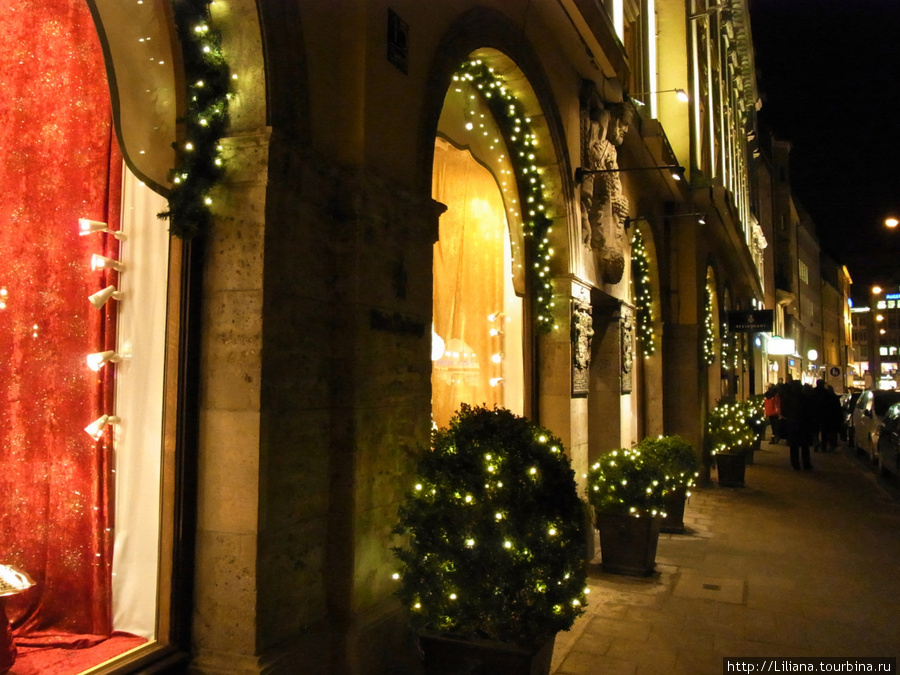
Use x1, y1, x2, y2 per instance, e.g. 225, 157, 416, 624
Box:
392, 404, 588, 675
637, 435, 699, 534
706, 400, 756, 486
587, 446, 667, 576
742, 396, 767, 464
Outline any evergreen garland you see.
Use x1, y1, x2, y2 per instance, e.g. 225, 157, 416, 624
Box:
392, 405, 587, 645
631, 228, 656, 357
703, 284, 716, 365
158, 0, 231, 239
453, 60, 556, 333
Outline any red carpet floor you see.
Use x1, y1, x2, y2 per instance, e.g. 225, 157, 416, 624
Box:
8, 633, 146, 675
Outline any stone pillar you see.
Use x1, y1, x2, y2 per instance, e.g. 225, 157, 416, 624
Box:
190, 129, 270, 674
664, 324, 705, 462
540, 277, 593, 495
640, 319, 665, 439
588, 297, 624, 465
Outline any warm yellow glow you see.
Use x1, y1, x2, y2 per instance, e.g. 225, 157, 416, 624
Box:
675, 88, 689, 103
886, 217, 898, 228
877, 314, 885, 322
873, 285, 883, 295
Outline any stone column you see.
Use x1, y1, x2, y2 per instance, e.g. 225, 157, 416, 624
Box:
191, 129, 270, 674
588, 297, 625, 465
540, 277, 593, 495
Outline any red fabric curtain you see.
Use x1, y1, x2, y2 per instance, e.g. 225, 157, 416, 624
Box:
0, 0, 120, 642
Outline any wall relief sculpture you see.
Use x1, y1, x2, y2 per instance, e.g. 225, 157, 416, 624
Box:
571, 296, 594, 397
579, 81, 635, 284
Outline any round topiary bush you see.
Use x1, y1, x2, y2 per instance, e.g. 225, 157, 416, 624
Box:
586, 446, 668, 517
391, 404, 588, 646
636, 434, 699, 493
706, 400, 756, 462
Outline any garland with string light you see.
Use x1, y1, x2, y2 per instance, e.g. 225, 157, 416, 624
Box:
453, 59, 556, 333
158, 0, 231, 239
630, 228, 656, 357
703, 284, 716, 365
391, 404, 588, 645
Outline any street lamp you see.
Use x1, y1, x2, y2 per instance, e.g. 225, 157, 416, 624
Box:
886, 217, 898, 228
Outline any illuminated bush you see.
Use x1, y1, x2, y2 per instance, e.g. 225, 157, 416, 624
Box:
392, 404, 587, 645
636, 435, 699, 493
587, 446, 668, 517
705, 400, 756, 461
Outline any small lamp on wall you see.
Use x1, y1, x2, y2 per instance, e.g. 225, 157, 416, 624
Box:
89, 285, 124, 309
86, 350, 123, 371
79, 218, 126, 240
91, 254, 124, 272
629, 88, 690, 106
84, 414, 121, 441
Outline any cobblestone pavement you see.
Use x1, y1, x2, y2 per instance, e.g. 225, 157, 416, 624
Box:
551, 441, 900, 674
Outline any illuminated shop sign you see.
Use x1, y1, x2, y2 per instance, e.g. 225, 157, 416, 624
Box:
766, 336, 796, 355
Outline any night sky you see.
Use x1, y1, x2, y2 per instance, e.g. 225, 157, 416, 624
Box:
748, 0, 900, 292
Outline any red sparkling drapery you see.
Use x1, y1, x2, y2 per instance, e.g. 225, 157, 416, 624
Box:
0, 0, 120, 641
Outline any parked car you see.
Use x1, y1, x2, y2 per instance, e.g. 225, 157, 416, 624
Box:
876, 403, 900, 476
852, 390, 900, 463
841, 392, 862, 443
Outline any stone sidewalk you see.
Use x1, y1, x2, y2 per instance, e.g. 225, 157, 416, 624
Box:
551, 441, 900, 674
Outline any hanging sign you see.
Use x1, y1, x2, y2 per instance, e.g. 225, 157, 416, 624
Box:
727, 309, 773, 332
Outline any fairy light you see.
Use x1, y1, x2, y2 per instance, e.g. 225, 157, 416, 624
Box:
452, 59, 557, 332
631, 228, 656, 357
703, 284, 716, 365
392, 405, 587, 644
707, 400, 756, 456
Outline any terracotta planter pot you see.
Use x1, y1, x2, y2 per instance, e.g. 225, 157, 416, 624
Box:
595, 513, 661, 576
715, 452, 746, 487
418, 631, 555, 675
660, 486, 688, 534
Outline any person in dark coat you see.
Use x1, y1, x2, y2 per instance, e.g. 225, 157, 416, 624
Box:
812, 380, 842, 452
780, 380, 814, 470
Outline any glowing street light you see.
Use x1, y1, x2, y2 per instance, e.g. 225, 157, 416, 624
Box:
886, 217, 899, 228
873, 285, 883, 295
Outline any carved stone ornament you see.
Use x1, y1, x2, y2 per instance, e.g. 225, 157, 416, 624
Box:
620, 304, 636, 394
579, 81, 635, 284
571, 297, 594, 397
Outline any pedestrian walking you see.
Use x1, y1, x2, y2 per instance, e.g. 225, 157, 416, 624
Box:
780, 379, 814, 470
812, 380, 842, 452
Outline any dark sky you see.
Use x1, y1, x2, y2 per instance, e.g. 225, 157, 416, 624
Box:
748, 0, 900, 291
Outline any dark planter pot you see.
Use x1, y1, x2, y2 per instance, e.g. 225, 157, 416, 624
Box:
715, 452, 746, 487
660, 486, 687, 534
418, 631, 556, 675
595, 513, 661, 576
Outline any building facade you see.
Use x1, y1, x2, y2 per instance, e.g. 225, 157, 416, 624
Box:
0, 1, 782, 674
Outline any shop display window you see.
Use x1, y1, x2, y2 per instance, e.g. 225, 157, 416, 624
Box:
1, 1, 174, 672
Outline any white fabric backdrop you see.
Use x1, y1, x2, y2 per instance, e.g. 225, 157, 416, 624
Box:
110, 165, 168, 639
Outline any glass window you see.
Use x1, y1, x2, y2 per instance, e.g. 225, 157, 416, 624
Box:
0, 3, 175, 670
